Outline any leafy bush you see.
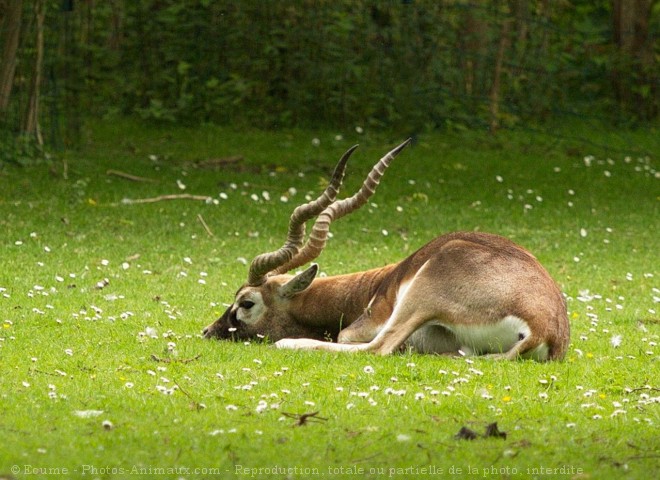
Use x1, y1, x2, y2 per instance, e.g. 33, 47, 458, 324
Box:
1, 0, 657, 146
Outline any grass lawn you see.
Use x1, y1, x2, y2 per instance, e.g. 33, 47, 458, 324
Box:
0, 119, 658, 479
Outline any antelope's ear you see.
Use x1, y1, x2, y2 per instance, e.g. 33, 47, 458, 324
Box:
279, 264, 318, 298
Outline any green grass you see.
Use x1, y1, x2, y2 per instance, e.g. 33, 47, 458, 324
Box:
0, 119, 658, 479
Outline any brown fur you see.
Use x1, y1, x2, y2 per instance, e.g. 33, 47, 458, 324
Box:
204, 231, 569, 361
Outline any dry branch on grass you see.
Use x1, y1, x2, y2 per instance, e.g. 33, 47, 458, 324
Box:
150, 354, 202, 364
197, 213, 214, 237
193, 155, 244, 169
281, 411, 328, 427
107, 169, 159, 183
120, 194, 213, 204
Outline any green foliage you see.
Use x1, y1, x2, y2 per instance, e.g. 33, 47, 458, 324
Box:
7, 0, 655, 138
0, 129, 46, 166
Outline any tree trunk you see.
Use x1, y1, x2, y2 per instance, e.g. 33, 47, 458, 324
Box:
108, 0, 125, 51
461, 11, 487, 98
22, 0, 46, 145
0, 0, 23, 116
489, 18, 511, 133
612, 0, 656, 119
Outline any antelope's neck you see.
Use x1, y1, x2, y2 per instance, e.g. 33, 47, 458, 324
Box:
294, 264, 397, 329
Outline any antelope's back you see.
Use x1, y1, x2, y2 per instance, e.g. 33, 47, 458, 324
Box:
393, 231, 569, 359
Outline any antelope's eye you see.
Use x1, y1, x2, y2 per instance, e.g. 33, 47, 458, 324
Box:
239, 300, 255, 310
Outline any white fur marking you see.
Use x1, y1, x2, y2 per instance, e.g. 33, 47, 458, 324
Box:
407, 324, 461, 354
365, 260, 432, 347
236, 292, 264, 325
447, 315, 531, 355
275, 338, 327, 349
396, 278, 413, 305
373, 261, 430, 336
275, 338, 368, 352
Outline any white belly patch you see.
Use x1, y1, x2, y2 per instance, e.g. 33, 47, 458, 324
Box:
445, 315, 531, 355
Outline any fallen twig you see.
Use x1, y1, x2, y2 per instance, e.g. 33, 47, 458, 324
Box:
173, 378, 205, 411
626, 387, 660, 394
121, 194, 212, 204
193, 155, 244, 169
151, 354, 202, 364
107, 169, 158, 183
30, 368, 60, 377
281, 411, 327, 427
197, 213, 214, 237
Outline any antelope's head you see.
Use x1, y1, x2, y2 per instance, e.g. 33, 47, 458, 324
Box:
203, 139, 411, 342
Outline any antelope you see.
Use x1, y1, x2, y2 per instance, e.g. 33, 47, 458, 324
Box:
203, 140, 570, 361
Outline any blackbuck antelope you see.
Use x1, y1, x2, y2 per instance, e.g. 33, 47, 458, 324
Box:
203, 140, 570, 361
